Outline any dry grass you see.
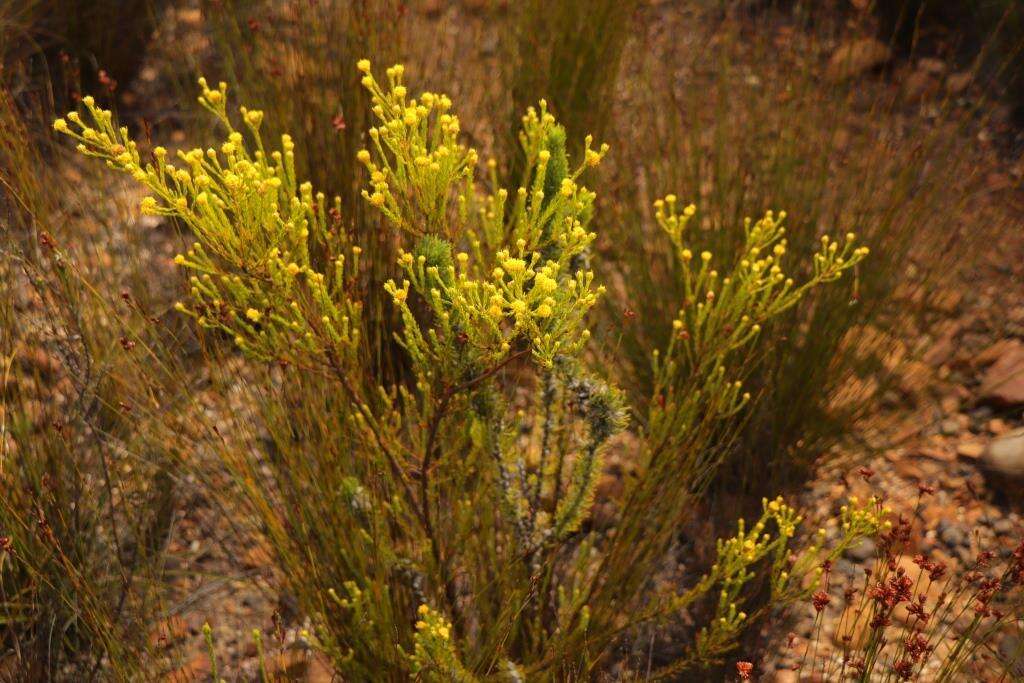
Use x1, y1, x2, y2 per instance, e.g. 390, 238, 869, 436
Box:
0, 80, 188, 680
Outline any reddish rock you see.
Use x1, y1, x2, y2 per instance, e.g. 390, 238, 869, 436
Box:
930, 288, 963, 314
957, 441, 986, 460
149, 615, 190, 649
939, 394, 962, 415
15, 346, 61, 379
826, 39, 891, 82
978, 341, 1024, 405
166, 653, 212, 682
923, 335, 955, 366
980, 428, 1024, 496
916, 443, 956, 462
420, 0, 444, 15
898, 360, 932, 397
946, 71, 973, 95
903, 69, 937, 102
917, 57, 947, 75
987, 418, 1010, 435
975, 338, 1019, 367
267, 650, 335, 682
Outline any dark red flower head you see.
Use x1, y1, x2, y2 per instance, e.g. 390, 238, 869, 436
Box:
812, 589, 831, 613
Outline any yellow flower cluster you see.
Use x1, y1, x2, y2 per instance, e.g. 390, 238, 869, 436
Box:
840, 495, 892, 535
356, 61, 474, 238
54, 80, 363, 368
356, 60, 608, 369
655, 199, 869, 366
406, 604, 473, 681
715, 496, 800, 568
648, 200, 871, 441
414, 603, 452, 641
496, 100, 607, 258
386, 238, 603, 367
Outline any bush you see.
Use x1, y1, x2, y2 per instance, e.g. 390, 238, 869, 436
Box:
0, 87, 180, 679
52, 62, 898, 678
503, 0, 640, 173
797, 489, 1024, 681
597, 10, 1007, 502
201, 0, 408, 383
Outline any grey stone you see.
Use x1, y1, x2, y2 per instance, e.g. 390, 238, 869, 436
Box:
993, 517, 1017, 536
845, 537, 876, 562
980, 428, 1024, 495
940, 418, 961, 436
833, 558, 858, 577
938, 520, 968, 547
970, 406, 994, 421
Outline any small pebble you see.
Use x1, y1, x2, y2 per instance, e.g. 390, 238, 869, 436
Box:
844, 537, 876, 562
938, 520, 968, 547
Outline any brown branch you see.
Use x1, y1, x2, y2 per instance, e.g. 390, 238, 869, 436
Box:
418, 347, 531, 633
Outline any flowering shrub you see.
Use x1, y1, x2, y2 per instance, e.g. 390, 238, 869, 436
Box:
794, 490, 1024, 682
55, 61, 885, 678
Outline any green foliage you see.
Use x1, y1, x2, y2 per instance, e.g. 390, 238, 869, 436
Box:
505, 0, 640, 167
55, 62, 887, 678
1, 0, 1014, 677
202, 0, 409, 382
600, 11, 1005, 500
